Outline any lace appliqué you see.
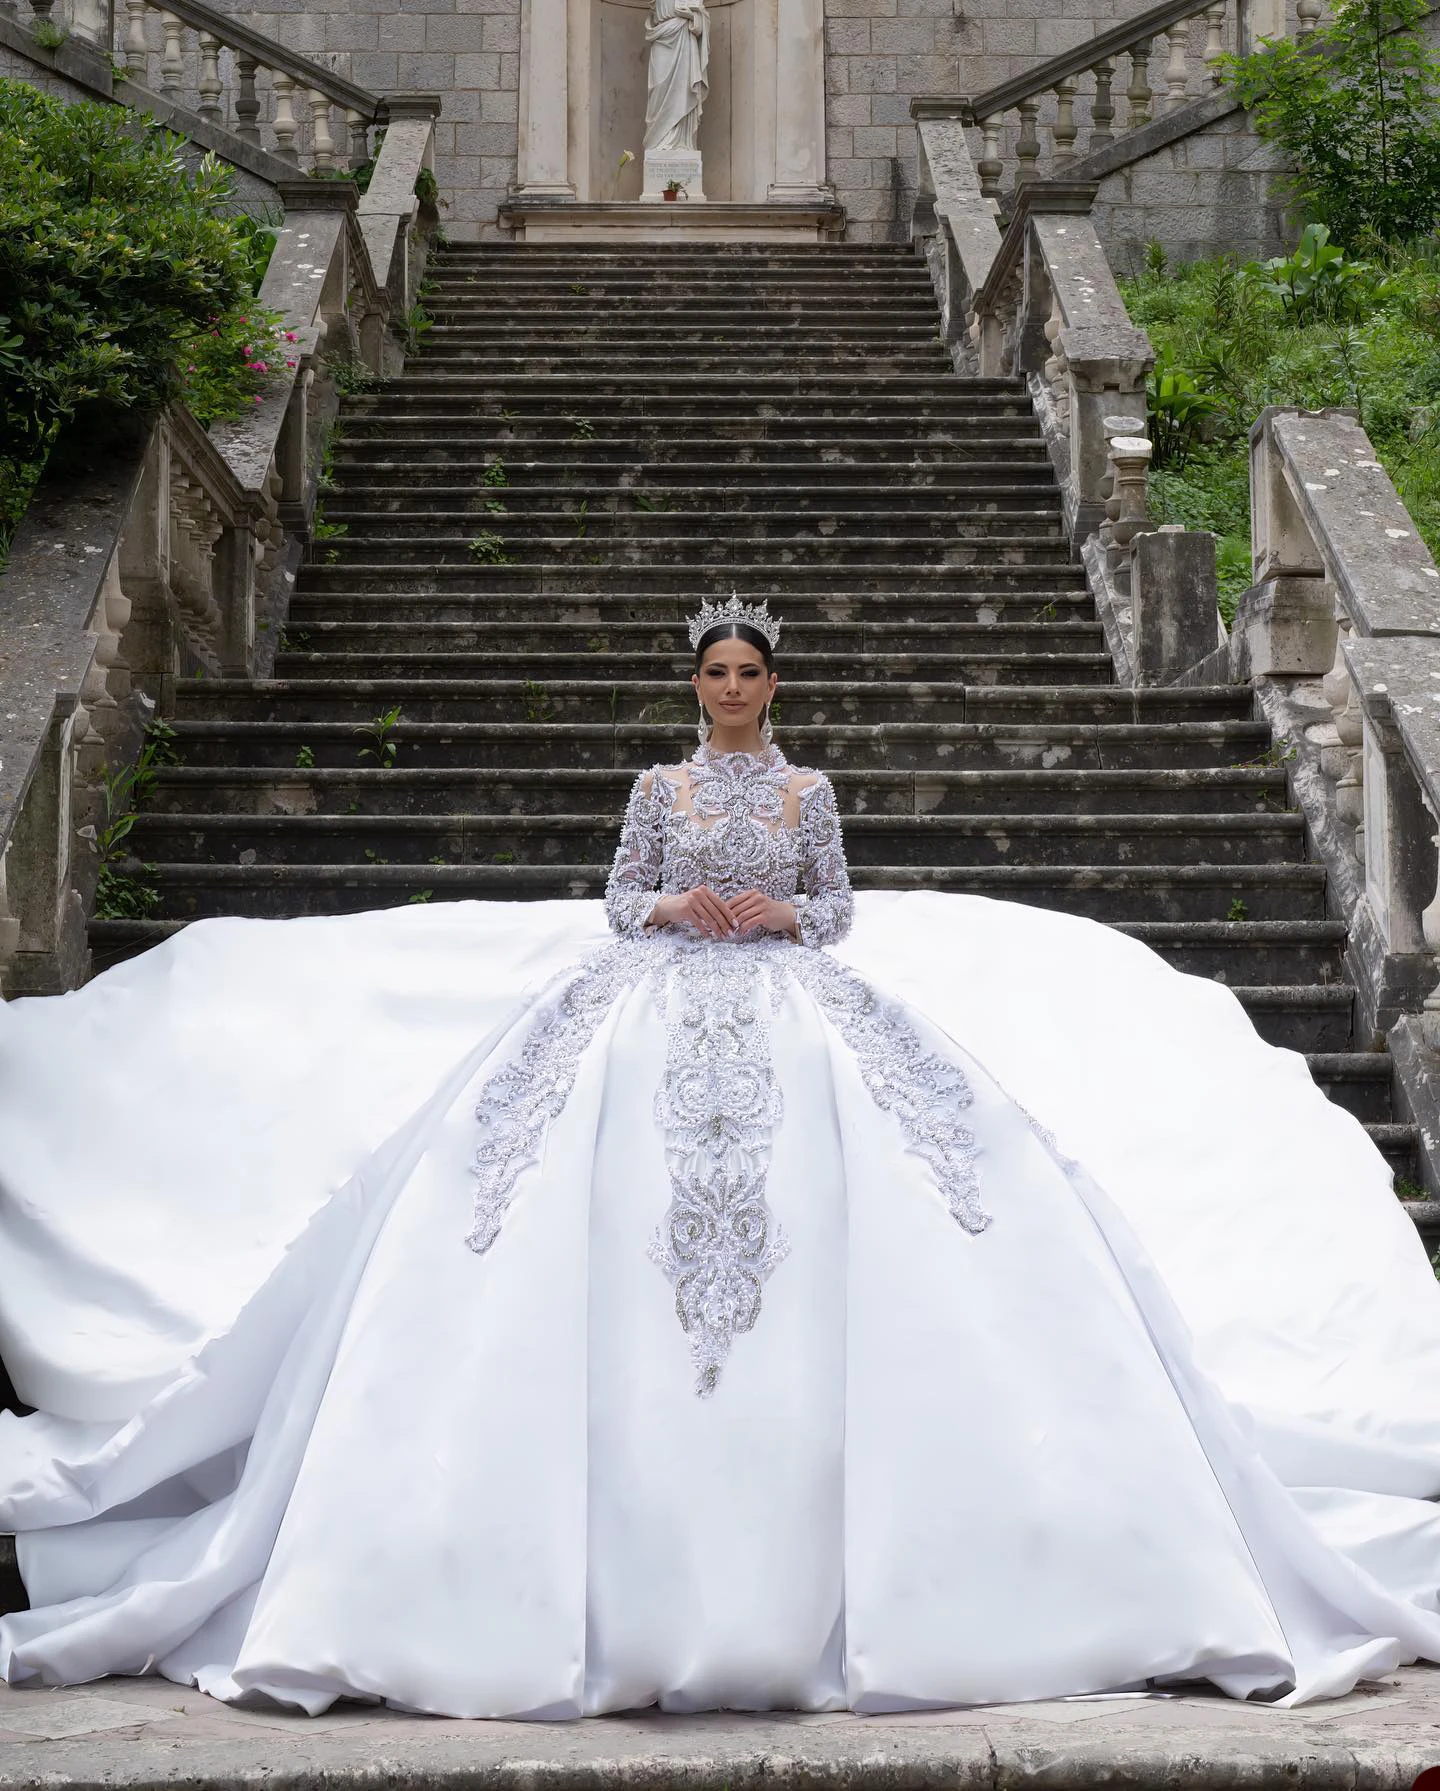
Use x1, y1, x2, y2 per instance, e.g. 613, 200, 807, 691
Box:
466, 940, 653, 1253
790, 951, 991, 1236
649, 946, 788, 1397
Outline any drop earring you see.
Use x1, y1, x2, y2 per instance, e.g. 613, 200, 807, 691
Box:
697, 697, 712, 750
760, 701, 774, 747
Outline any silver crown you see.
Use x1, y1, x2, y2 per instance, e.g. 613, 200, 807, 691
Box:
687, 595, 782, 652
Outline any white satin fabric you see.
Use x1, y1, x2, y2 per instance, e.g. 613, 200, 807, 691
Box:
2, 891, 1440, 1715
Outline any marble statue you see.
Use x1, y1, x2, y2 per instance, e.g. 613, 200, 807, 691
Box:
643, 0, 709, 155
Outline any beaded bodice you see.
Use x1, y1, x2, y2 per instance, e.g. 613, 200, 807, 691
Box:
603, 745, 853, 948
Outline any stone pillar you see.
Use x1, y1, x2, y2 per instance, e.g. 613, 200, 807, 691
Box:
518, 0, 574, 195
769, 0, 826, 201
1131, 527, 1219, 686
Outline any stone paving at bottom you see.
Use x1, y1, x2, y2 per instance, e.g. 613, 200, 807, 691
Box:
1, 1669, 1440, 1788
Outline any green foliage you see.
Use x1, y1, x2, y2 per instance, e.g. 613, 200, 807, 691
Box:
413, 166, 440, 208
357, 704, 402, 768
294, 744, 316, 768
0, 80, 287, 547
400, 303, 433, 354
483, 455, 508, 487
1122, 241, 1440, 624
1220, 0, 1440, 245
467, 529, 513, 564
1241, 224, 1386, 322
1147, 350, 1224, 470
90, 720, 180, 920
32, 19, 67, 49
329, 354, 385, 396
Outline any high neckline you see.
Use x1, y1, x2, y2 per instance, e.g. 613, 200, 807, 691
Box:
693, 743, 788, 770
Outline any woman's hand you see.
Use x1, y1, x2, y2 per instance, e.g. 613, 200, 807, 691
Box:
648, 887, 738, 938
726, 891, 798, 938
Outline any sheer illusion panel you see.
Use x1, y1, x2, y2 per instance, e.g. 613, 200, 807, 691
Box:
601, 751, 854, 949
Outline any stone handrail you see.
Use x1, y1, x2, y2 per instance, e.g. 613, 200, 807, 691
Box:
1231, 409, 1440, 1079
22, 0, 383, 171
959, 0, 1319, 201
0, 126, 438, 995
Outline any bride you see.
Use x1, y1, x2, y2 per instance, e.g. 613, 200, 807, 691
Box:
3, 595, 1440, 1718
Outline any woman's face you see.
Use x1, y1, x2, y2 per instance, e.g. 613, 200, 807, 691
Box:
692, 637, 778, 730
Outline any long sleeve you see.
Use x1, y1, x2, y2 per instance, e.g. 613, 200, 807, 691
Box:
794, 776, 853, 948
605, 770, 668, 937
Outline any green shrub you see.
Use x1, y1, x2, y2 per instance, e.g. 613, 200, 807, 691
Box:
1241, 223, 1388, 323
1122, 242, 1440, 623
0, 79, 290, 554
1221, 0, 1440, 246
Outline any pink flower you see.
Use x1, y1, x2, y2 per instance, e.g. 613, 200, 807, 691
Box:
253, 394, 263, 404
285, 359, 297, 368
284, 331, 297, 342
238, 316, 249, 325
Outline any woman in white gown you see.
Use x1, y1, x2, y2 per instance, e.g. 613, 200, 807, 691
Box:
4, 596, 1440, 1717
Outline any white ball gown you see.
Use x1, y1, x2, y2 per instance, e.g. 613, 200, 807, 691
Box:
2, 741, 1440, 1717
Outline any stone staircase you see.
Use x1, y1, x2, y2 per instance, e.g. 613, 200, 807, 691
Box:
91, 241, 1422, 1223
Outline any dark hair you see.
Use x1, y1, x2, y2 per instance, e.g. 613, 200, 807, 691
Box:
692, 622, 776, 675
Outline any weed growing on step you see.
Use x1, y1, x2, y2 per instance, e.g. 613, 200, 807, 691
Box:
483, 456, 509, 488
1396, 1174, 1426, 1200
88, 721, 180, 921
32, 19, 67, 48
522, 681, 556, 724
1227, 897, 1250, 921
570, 283, 589, 297
408, 889, 434, 903
295, 745, 316, 768
468, 531, 514, 565
1035, 600, 1059, 622
364, 848, 390, 864
566, 414, 596, 440
587, 635, 609, 652
329, 356, 385, 397
492, 850, 516, 864
485, 497, 508, 515
632, 491, 674, 512
1121, 240, 1440, 623
576, 499, 590, 539
401, 304, 433, 355
357, 705, 403, 769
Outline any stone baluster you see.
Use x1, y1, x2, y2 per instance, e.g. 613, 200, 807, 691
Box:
1125, 37, 1154, 129
123, 0, 147, 76
1203, 3, 1228, 82
1419, 854, 1440, 1051
347, 110, 370, 170
234, 54, 261, 145
1014, 97, 1041, 185
1108, 435, 1154, 588
1088, 58, 1115, 151
1321, 607, 1366, 847
308, 90, 336, 171
27, 0, 55, 27
197, 33, 223, 123
1049, 76, 1079, 168
1042, 294, 1071, 438
1160, 24, 1189, 112
1098, 414, 1147, 551
977, 117, 1003, 203
159, 11, 184, 97
1297, 0, 1322, 32
272, 73, 300, 163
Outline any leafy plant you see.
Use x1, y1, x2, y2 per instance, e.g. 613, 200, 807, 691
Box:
329, 354, 385, 396
467, 530, 513, 565
1221, 0, 1440, 245
400, 303, 432, 354
1146, 351, 1223, 471
0, 81, 287, 536
566, 414, 596, 439
408, 888, 434, 903
357, 704, 402, 768
1226, 897, 1250, 921
522, 680, 555, 723
484, 497, 508, 514
295, 744, 316, 768
414, 166, 440, 209
1242, 224, 1386, 323
632, 491, 673, 512
483, 455, 508, 487
94, 863, 160, 919
88, 720, 180, 919
31, 19, 67, 49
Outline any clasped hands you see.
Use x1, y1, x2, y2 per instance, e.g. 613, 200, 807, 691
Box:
648, 886, 798, 940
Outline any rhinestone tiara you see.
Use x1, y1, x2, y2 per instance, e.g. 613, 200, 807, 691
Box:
688, 595, 782, 652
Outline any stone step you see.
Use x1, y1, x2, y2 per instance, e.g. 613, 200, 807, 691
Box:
323, 485, 1064, 516
273, 652, 1114, 687
172, 682, 1252, 728
314, 537, 1075, 570
419, 331, 950, 353
327, 460, 1059, 490
423, 307, 943, 328
128, 809, 1307, 871
1232, 985, 1354, 1053
1302, 1052, 1396, 1123
332, 429, 1057, 455
317, 515, 1067, 550
275, 619, 1107, 656
1372, 1123, 1421, 1176
284, 585, 1096, 621
402, 354, 958, 378
354, 380, 1033, 406
158, 719, 1272, 773
299, 559, 1085, 592
1113, 920, 1346, 983
117, 860, 1328, 924
145, 765, 1288, 820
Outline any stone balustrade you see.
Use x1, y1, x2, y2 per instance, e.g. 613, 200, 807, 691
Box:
18, 0, 383, 173
0, 133, 438, 996
961, 0, 1319, 202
